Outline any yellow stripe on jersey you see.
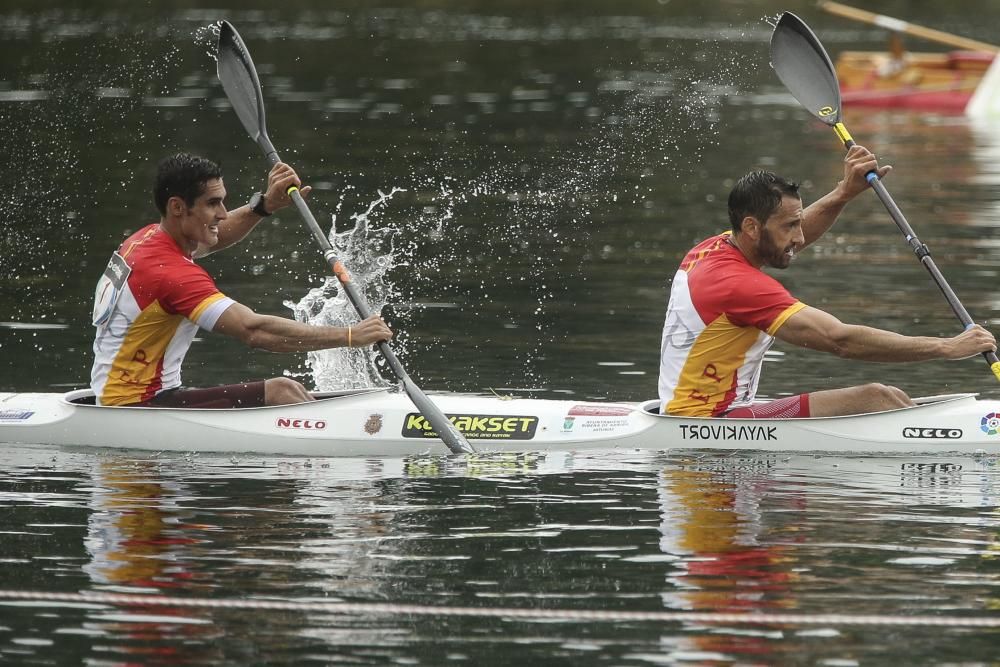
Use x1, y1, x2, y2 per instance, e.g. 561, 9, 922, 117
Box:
766, 301, 806, 336
189, 292, 229, 323
666, 313, 762, 417
100, 301, 182, 406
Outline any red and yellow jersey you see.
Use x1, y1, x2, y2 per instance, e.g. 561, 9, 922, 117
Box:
658, 232, 805, 416
91, 224, 235, 406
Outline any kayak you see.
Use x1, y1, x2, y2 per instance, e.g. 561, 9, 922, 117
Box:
2, 388, 1000, 456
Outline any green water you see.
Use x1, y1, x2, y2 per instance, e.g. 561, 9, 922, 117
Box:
2, 1, 1000, 664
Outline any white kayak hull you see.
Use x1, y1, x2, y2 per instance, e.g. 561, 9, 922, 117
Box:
2, 389, 1000, 457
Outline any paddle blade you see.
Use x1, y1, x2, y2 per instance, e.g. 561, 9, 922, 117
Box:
770, 12, 843, 126
217, 21, 267, 144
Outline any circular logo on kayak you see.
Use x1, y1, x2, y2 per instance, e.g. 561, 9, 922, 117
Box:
980, 412, 1000, 435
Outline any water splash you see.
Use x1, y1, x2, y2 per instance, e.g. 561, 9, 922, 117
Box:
1, 18, 182, 329
194, 22, 222, 62
285, 189, 404, 391
281, 44, 740, 393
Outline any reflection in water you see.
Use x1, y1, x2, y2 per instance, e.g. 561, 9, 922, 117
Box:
84, 462, 204, 589
2, 447, 1000, 663
290, 458, 400, 602
82, 462, 222, 664
657, 458, 799, 659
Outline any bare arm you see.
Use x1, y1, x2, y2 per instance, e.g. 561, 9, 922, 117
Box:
801, 145, 892, 248
775, 306, 996, 362
197, 162, 313, 257
213, 302, 392, 353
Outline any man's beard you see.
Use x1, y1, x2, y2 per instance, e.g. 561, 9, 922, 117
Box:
759, 226, 795, 269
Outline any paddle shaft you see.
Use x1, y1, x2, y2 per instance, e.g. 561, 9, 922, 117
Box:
819, 1, 999, 54
832, 123, 1000, 378
216, 21, 474, 454
259, 139, 474, 453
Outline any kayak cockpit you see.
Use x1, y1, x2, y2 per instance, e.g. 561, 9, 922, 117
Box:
60, 387, 391, 409
639, 393, 978, 419
911, 393, 977, 405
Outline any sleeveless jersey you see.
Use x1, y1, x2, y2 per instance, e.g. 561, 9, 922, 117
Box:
91, 224, 235, 406
658, 232, 805, 416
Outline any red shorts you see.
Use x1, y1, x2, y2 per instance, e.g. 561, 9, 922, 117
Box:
138, 381, 267, 409
723, 393, 810, 419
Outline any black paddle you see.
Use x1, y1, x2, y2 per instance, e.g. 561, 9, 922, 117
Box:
216, 20, 476, 454
770, 12, 1000, 382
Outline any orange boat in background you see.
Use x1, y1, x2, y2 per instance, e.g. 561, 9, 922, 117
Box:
834, 48, 993, 111
820, 1, 998, 112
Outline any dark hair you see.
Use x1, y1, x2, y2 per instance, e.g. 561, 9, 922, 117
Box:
727, 170, 800, 232
153, 153, 223, 215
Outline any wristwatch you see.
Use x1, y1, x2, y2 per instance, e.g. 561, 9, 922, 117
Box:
248, 192, 271, 217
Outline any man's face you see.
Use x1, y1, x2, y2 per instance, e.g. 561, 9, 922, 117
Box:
756, 195, 804, 269
178, 178, 228, 252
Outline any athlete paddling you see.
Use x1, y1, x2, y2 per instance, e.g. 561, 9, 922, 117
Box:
91, 154, 392, 408
658, 145, 997, 418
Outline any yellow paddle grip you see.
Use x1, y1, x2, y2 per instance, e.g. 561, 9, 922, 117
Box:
992, 361, 1000, 382
287, 185, 298, 195
833, 122, 853, 145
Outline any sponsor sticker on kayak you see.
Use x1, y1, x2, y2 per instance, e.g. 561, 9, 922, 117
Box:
902, 427, 963, 439
981, 412, 1000, 436
0, 409, 33, 421
364, 414, 383, 436
276, 418, 327, 430
403, 413, 539, 440
560, 405, 634, 434
567, 404, 633, 417
679, 423, 778, 442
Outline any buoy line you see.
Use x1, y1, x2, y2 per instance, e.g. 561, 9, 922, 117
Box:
0, 590, 998, 628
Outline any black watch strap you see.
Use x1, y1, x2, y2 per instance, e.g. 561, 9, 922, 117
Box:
249, 192, 271, 217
